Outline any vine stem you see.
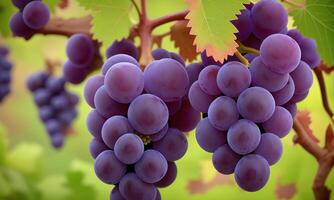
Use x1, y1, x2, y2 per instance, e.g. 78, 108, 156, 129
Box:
237, 41, 260, 55
235, 50, 249, 66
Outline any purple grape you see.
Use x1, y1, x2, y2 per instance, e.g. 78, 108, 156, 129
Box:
165, 100, 182, 116
109, 186, 125, 200
62, 60, 88, 84
102, 54, 139, 75
106, 39, 139, 60
153, 128, 188, 161
271, 76, 295, 106
89, 138, 109, 159
227, 119, 261, 155
299, 37, 320, 68
84, 75, 104, 108
66, 33, 95, 65
195, 118, 227, 153
152, 48, 171, 60
216, 61, 251, 97
94, 150, 127, 184
128, 94, 168, 135
170, 52, 185, 66
290, 61, 313, 94
237, 87, 275, 123
51, 95, 70, 110
45, 77, 65, 94
144, 58, 189, 102
34, 88, 51, 106
86, 109, 106, 140
0, 71, 11, 84
22, 1, 50, 29
101, 116, 134, 149
198, 65, 221, 95
169, 98, 201, 132
234, 154, 270, 192
186, 62, 204, 86
9, 12, 34, 39
201, 50, 222, 66
114, 133, 144, 165
94, 86, 128, 118
11, 0, 40, 10
188, 81, 217, 112
260, 34, 301, 74
212, 144, 241, 174
51, 132, 64, 149
119, 173, 157, 200
251, 0, 288, 39
283, 102, 297, 118
287, 29, 303, 43
155, 190, 161, 200
155, 161, 177, 188
39, 106, 54, 121
250, 57, 289, 92
45, 119, 61, 134
290, 90, 309, 103
262, 106, 293, 138
254, 133, 282, 165
135, 149, 168, 183
232, 8, 252, 41
208, 96, 239, 131
150, 124, 169, 142
105, 62, 144, 104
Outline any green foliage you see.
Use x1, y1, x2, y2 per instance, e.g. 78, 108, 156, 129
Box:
186, 0, 250, 62
64, 170, 96, 200
0, 0, 16, 37
290, 0, 334, 65
44, 0, 61, 12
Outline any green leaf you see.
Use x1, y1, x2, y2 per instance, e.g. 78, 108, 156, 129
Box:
290, 0, 334, 65
0, 125, 8, 165
77, 0, 134, 46
0, 0, 16, 37
44, 0, 61, 12
186, 0, 250, 62
64, 170, 96, 200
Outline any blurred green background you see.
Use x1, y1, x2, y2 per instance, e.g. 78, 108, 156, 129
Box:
0, 0, 334, 199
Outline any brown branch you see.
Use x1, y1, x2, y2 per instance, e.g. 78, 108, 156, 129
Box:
150, 10, 189, 29
319, 61, 334, 74
237, 41, 260, 56
152, 31, 171, 47
313, 67, 334, 123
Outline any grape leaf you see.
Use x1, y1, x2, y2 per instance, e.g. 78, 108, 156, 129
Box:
275, 180, 296, 200
295, 110, 319, 143
290, 0, 334, 65
186, 0, 250, 62
77, 0, 133, 46
44, 0, 61, 12
170, 20, 197, 62
0, 0, 16, 37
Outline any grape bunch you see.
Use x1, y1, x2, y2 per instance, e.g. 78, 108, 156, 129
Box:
85, 42, 200, 199
62, 33, 98, 84
10, 0, 50, 39
27, 72, 79, 148
189, 0, 318, 192
0, 46, 12, 103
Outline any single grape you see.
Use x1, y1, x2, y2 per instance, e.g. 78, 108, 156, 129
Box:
299, 37, 320, 68
39, 106, 54, 121
227, 119, 261, 155
153, 128, 188, 161
169, 98, 201, 132
94, 86, 128, 118
58, 109, 77, 126
262, 106, 293, 138
144, 58, 189, 102
208, 96, 239, 131
34, 88, 51, 106
237, 87, 275, 123
45, 77, 65, 94
152, 48, 171, 60
109, 186, 125, 200
232, 8, 252, 41
170, 52, 185, 66
250, 57, 289, 92
135, 149, 168, 183
86, 109, 106, 140
155, 161, 177, 188
114, 133, 144, 165
195, 118, 227, 153
45, 119, 61, 134
128, 94, 168, 135
22, 1, 50, 29
251, 0, 288, 39
101, 115, 134, 149
51, 95, 70, 110
150, 124, 169, 142
198, 65, 221, 95
283, 102, 297, 118
290, 90, 309, 103
62, 60, 88, 84
254, 133, 282, 165
186, 62, 204, 87
119, 173, 157, 200
102, 54, 139, 75
26, 72, 48, 92
94, 150, 127, 184
216, 61, 251, 97
105, 62, 144, 104
66, 33, 95, 65
234, 154, 270, 192
9, 12, 34, 39
84, 75, 104, 108
212, 144, 241, 174
188, 81, 217, 113
11, 0, 41, 10
290, 61, 313, 94
260, 34, 301, 74
51, 132, 64, 149
106, 39, 139, 60
271, 76, 295, 106
201, 50, 222, 66
89, 138, 109, 159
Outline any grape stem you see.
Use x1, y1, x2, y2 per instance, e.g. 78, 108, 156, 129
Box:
235, 50, 249, 66
237, 41, 260, 56
293, 117, 334, 200
152, 31, 171, 48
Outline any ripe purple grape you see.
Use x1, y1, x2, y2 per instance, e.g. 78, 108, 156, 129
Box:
102, 54, 139, 75
109, 186, 125, 200
232, 8, 252, 41
106, 39, 139, 60
189, 81, 217, 113
86, 109, 106, 140
262, 106, 293, 138
66, 33, 95, 65
186, 62, 204, 86
198, 65, 221, 96
271, 76, 295, 106
9, 12, 34, 39
119, 173, 157, 200
201, 50, 222, 66
62, 60, 88, 84
290, 61, 313, 94
114, 133, 144, 165
89, 138, 109, 159
84, 75, 104, 108
22, 1, 50, 29
155, 161, 177, 188
283, 102, 297, 118
212, 144, 241, 174
254, 133, 282, 165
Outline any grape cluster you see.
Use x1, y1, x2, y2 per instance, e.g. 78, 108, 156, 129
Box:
0, 46, 12, 103
62, 33, 97, 84
190, 0, 318, 192
85, 40, 200, 199
10, 0, 50, 39
27, 72, 79, 148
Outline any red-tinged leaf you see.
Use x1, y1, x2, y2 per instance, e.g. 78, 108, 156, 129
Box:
296, 111, 319, 143
275, 181, 297, 200
58, 0, 69, 9
318, 61, 334, 74
324, 124, 334, 150
187, 173, 233, 194
170, 20, 198, 62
